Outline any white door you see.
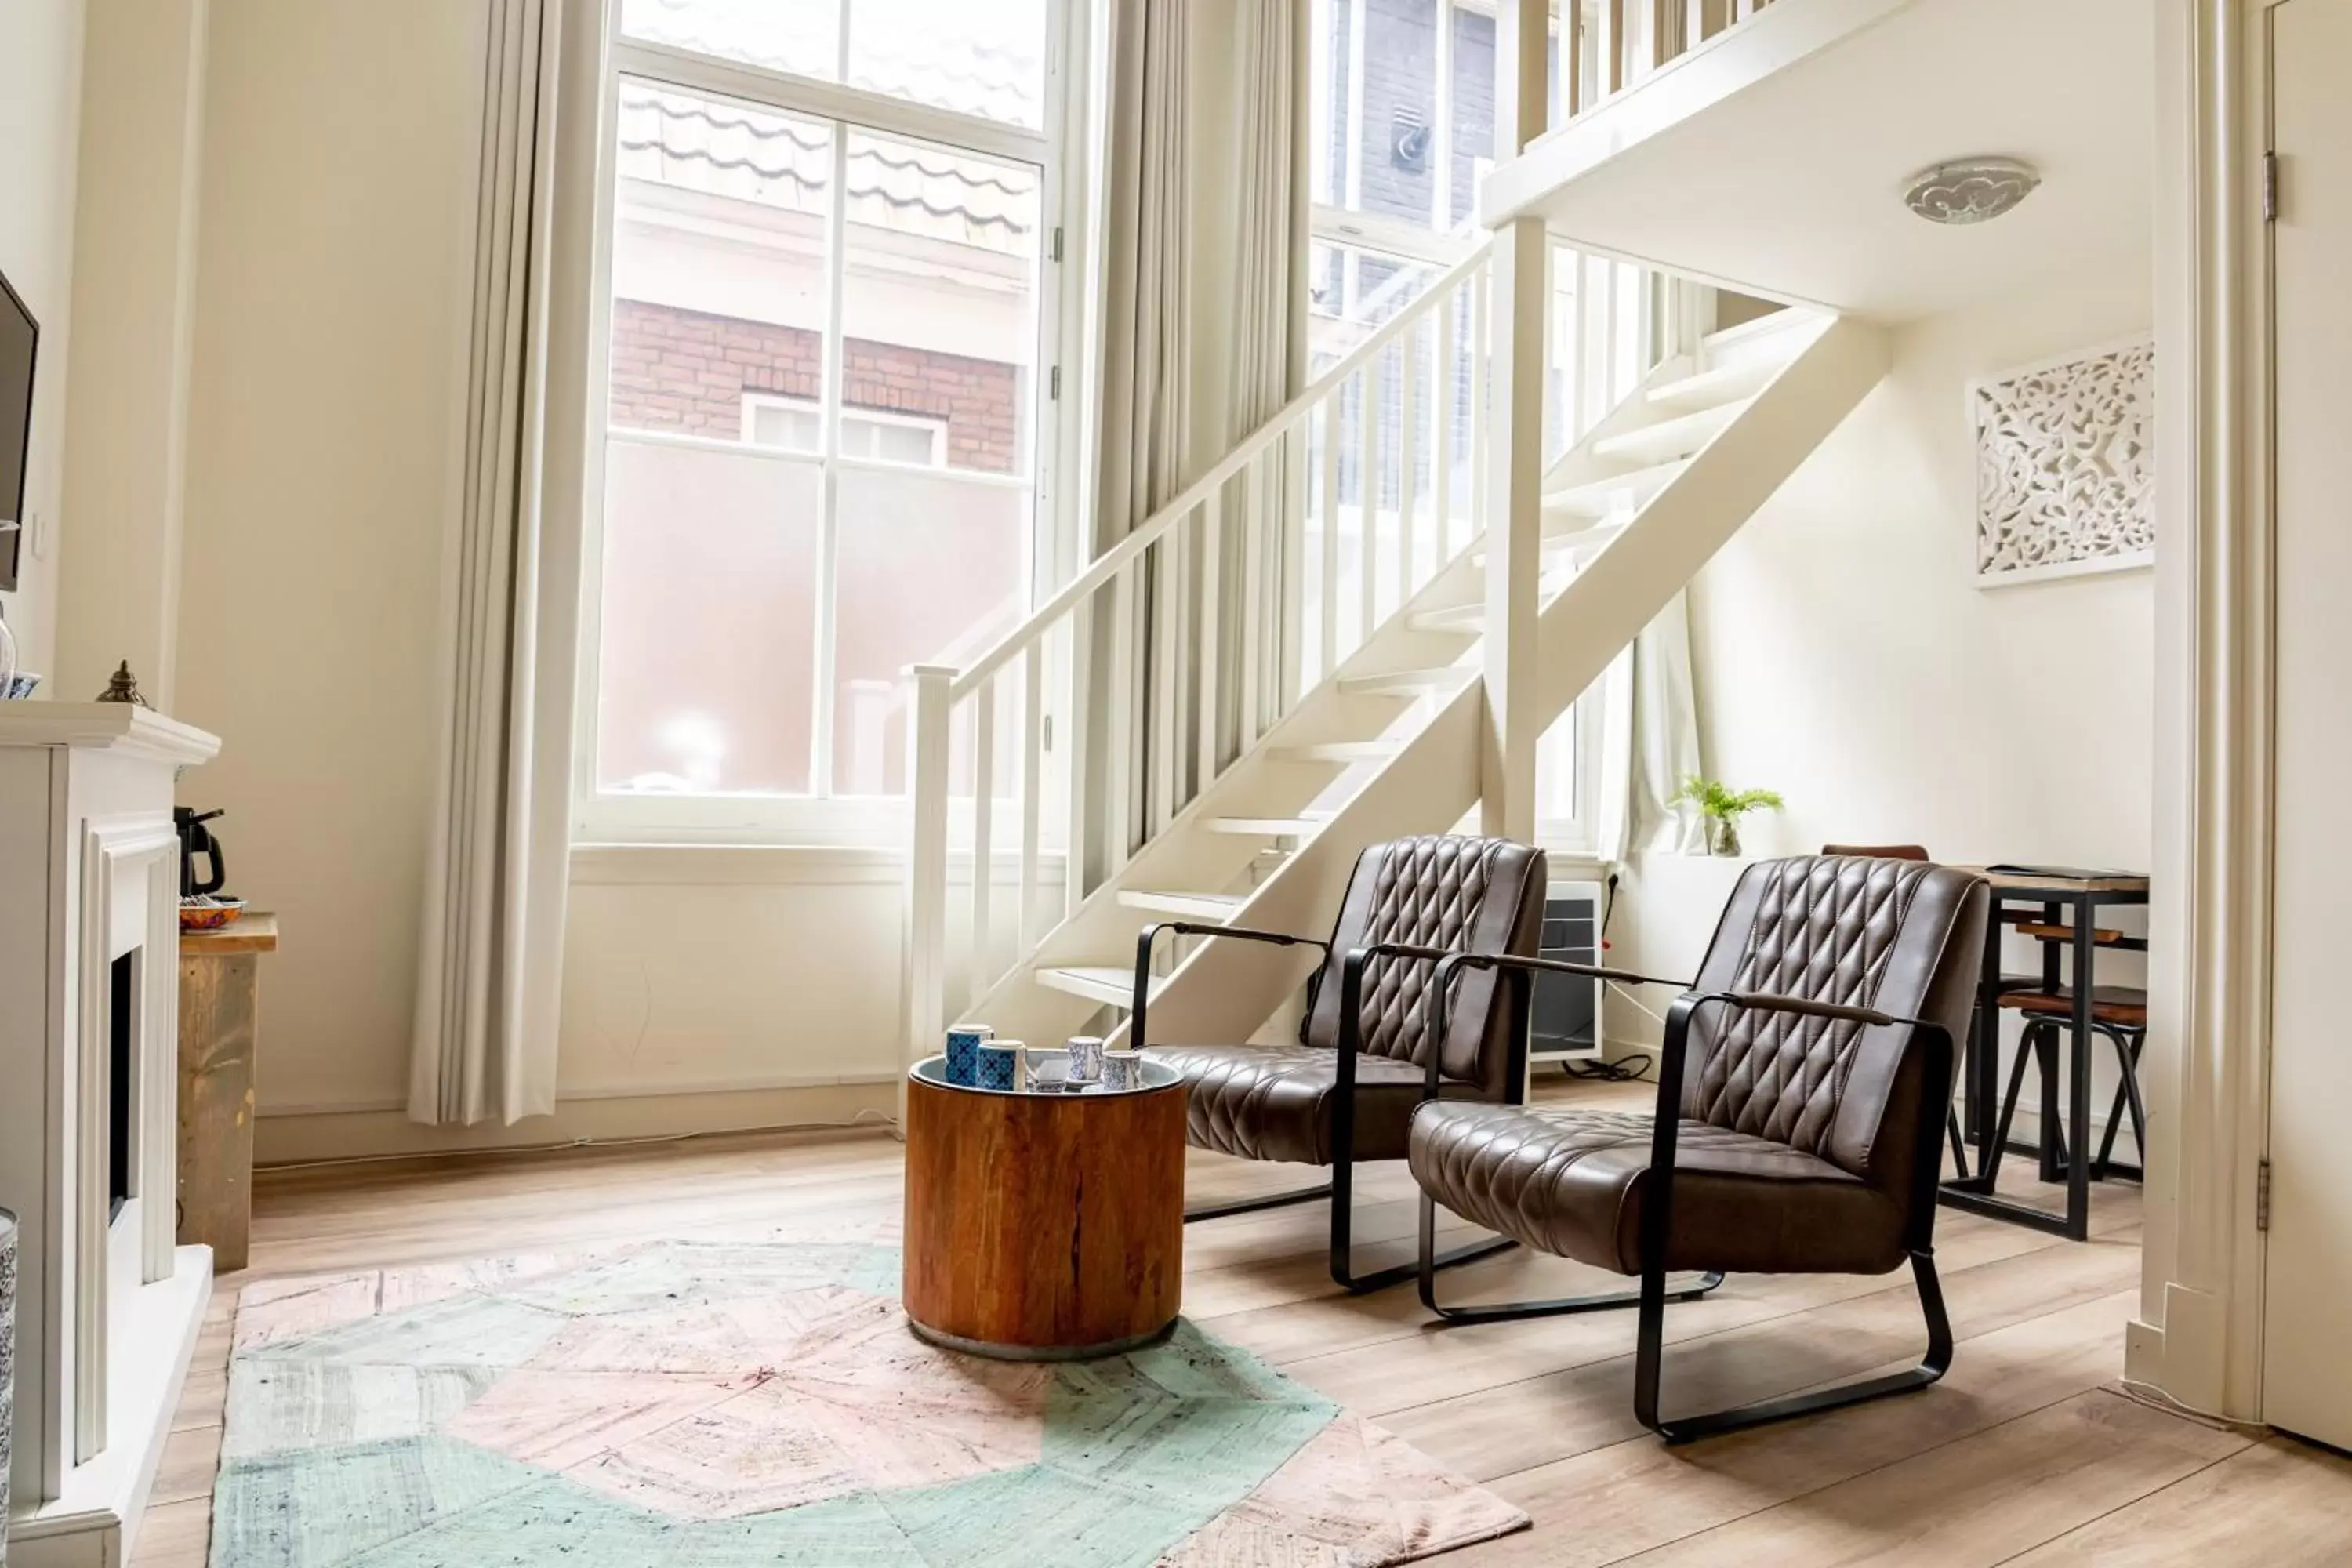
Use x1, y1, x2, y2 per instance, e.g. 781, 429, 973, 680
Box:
2263, 0, 2352, 1453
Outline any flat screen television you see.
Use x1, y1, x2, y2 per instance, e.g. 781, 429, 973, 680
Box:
0, 265, 38, 593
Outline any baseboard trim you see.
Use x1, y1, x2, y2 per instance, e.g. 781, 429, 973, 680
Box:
253, 1080, 902, 1167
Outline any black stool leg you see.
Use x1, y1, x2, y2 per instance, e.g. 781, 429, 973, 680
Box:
2033, 1021, 2069, 1182
1984, 1019, 2042, 1185
2093, 1025, 2149, 1180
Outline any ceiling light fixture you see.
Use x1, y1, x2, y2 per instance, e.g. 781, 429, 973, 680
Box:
1902, 157, 2042, 225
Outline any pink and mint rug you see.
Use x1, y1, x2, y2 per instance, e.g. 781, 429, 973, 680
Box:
211, 1237, 1528, 1566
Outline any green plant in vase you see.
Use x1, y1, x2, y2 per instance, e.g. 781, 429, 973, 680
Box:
1669, 775, 1785, 858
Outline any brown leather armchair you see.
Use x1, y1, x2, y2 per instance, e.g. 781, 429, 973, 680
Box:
1406, 855, 1987, 1442
1132, 834, 1548, 1293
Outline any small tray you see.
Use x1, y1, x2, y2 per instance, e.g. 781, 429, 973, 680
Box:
180, 895, 248, 932
909, 1052, 1177, 1098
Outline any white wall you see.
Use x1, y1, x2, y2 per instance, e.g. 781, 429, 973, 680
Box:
0, 0, 87, 679
53, 0, 209, 708
1608, 260, 2155, 1137
172, 1, 481, 1118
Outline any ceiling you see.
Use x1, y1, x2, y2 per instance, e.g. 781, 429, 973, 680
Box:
1483, 0, 2156, 322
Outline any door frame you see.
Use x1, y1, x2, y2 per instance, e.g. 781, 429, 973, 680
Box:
2129, 0, 2283, 1427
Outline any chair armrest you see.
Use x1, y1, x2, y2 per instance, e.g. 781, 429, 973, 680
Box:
1423, 952, 1695, 1098
1130, 922, 1330, 1051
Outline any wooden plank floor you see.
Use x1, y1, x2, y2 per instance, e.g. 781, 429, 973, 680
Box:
132, 1078, 2352, 1566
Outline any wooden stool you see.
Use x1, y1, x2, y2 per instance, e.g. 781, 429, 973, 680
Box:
179, 912, 278, 1272
902, 1054, 1185, 1360
1989, 984, 2148, 1186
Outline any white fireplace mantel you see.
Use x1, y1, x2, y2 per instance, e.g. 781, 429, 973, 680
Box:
1, 703, 221, 1567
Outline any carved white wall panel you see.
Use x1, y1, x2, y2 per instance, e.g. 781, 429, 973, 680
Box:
1970, 338, 2154, 586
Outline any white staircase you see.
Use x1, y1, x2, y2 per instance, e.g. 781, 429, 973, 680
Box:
905, 290, 1888, 1064
894, 0, 1909, 1076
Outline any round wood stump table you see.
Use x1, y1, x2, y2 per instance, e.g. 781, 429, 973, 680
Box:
902, 1053, 1185, 1360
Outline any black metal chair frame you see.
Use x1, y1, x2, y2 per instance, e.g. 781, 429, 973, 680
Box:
1132, 926, 1530, 1294
1413, 950, 1958, 1445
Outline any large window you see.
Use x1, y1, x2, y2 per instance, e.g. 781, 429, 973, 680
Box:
583, 0, 1063, 836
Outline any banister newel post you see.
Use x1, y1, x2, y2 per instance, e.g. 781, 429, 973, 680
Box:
902, 663, 956, 1116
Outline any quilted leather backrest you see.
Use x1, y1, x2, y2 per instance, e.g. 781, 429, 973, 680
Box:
1683, 855, 1986, 1186
1302, 835, 1548, 1096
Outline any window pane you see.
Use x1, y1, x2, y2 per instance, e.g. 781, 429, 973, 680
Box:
621, 0, 842, 83
1448, 5, 1497, 231
622, 0, 1048, 132
746, 398, 821, 452
598, 437, 819, 796
832, 466, 1029, 796
1308, 239, 1436, 369
1313, 0, 1536, 239
611, 85, 831, 448
840, 128, 1040, 477
845, 0, 1049, 129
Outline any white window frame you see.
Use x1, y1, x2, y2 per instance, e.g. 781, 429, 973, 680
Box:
575, 0, 1087, 845
739, 391, 948, 467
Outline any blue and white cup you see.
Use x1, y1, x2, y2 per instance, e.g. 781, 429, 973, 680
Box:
977, 1039, 1022, 1092
945, 1024, 993, 1087
1018, 1044, 1061, 1094
1065, 1036, 1105, 1086
1103, 1048, 1145, 1091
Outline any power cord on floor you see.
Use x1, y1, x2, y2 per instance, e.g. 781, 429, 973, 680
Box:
1563, 1054, 1655, 1083
1554, 959, 1671, 1083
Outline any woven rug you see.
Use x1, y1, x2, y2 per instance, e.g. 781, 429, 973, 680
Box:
211, 1236, 1529, 1566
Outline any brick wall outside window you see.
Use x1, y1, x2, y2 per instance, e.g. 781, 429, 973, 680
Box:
607, 298, 1024, 474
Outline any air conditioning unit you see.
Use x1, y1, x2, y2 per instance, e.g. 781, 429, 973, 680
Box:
1528, 879, 1605, 1080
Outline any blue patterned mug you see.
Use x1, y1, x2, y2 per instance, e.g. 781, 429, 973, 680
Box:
977, 1040, 1022, 1092
945, 1024, 993, 1087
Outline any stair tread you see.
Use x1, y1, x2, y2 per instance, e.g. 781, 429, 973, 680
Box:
1544, 459, 1687, 517
1341, 666, 1472, 695
1275, 739, 1407, 762
1118, 889, 1247, 919
1537, 517, 1631, 549
1039, 965, 1152, 1006
1592, 400, 1744, 464
1408, 603, 1486, 633
1646, 358, 1781, 412
1208, 817, 1327, 835
1701, 307, 1813, 354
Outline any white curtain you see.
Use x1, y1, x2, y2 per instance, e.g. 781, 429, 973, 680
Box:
1083, 0, 1192, 873
1221, 0, 1306, 748
411, 0, 576, 1126
1092, 0, 1192, 556
1596, 591, 1708, 862
1225, 0, 1301, 434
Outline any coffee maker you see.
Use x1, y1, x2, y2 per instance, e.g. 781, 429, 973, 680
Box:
175, 807, 228, 899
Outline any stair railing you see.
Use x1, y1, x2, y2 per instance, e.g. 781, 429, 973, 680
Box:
1566, 0, 1779, 119
903, 241, 1497, 1058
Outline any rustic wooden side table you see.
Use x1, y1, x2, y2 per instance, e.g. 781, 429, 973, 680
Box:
179, 912, 278, 1272
902, 1053, 1185, 1360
